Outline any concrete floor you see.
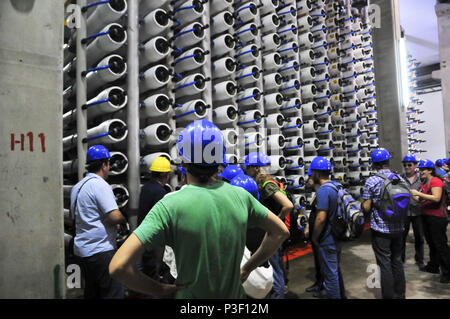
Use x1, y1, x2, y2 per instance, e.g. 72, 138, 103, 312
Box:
285, 226, 450, 299
66, 227, 450, 299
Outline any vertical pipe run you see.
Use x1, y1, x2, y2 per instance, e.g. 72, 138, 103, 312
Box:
76, 0, 88, 181
127, 1, 140, 231
202, 3, 213, 122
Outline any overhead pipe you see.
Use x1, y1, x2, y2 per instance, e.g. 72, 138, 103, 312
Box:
140, 93, 172, 120
279, 98, 301, 114
235, 65, 261, 86
234, 43, 259, 64
63, 86, 127, 128
139, 36, 171, 66
210, 10, 234, 35
173, 47, 207, 75
264, 92, 284, 111
285, 156, 304, 170
174, 99, 209, 123
212, 80, 237, 102
242, 132, 264, 149
212, 34, 236, 58
111, 184, 130, 208
281, 117, 303, 134
139, 123, 173, 149
267, 134, 286, 150
265, 113, 285, 129
63, 119, 128, 151
85, 23, 127, 67
213, 105, 238, 125
173, 73, 208, 97
85, 0, 127, 35
139, 0, 170, 17
284, 137, 304, 153
261, 14, 280, 34
174, 0, 205, 25
210, 0, 232, 15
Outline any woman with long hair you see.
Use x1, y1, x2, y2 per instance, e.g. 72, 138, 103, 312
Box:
243, 152, 294, 299
410, 159, 450, 284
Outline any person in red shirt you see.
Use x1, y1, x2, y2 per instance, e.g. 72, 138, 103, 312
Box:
410, 159, 450, 283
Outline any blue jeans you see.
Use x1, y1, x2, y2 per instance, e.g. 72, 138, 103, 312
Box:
268, 248, 285, 299
317, 242, 345, 299
371, 230, 406, 299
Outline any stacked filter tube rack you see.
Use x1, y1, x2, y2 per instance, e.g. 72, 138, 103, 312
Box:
62, 0, 379, 246
405, 55, 426, 156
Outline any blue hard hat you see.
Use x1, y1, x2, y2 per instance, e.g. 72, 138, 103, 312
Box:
309, 156, 332, 171
230, 174, 260, 200
218, 165, 244, 182
371, 148, 391, 163
178, 167, 187, 175
435, 159, 445, 167
86, 145, 111, 163
176, 119, 226, 166
402, 154, 418, 163
243, 152, 271, 166
446, 158, 450, 165
418, 159, 434, 169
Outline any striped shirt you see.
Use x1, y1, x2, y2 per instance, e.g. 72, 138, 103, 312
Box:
362, 169, 405, 234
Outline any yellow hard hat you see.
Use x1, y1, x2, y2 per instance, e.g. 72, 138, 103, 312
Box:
150, 156, 172, 173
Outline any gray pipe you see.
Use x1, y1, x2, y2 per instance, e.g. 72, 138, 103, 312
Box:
126, 0, 140, 231
77, 0, 88, 181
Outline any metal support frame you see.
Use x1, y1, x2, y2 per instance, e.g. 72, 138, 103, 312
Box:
126, 0, 140, 231
435, 2, 450, 154
76, 0, 88, 180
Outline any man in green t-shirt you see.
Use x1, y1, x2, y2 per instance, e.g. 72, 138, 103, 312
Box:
109, 119, 289, 298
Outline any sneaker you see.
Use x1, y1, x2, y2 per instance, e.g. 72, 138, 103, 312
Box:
419, 264, 440, 274
305, 283, 321, 293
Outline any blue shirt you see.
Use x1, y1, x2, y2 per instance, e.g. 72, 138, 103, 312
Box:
362, 169, 405, 234
70, 173, 119, 257
316, 181, 341, 246
436, 168, 447, 179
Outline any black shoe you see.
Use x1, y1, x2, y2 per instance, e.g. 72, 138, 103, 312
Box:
313, 290, 326, 298
417, 262, 426, 269
439, 276, 450, 284
420, 265, 440, 274
305, 283, 321, 293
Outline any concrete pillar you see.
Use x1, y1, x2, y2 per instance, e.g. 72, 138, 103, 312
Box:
371, 0, 408, 171
435, 2, 450, 155
0, 0, 65, 298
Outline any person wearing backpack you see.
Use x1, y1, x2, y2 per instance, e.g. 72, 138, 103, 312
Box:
309, 156, 346, 299
410, 159, 450, 283
243, 151, 294, 299
400, 155, 425, 269
361, 148, 409, 299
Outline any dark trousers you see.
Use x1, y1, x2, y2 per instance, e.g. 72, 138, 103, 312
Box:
401, 215, 425, 264
371, 230, 405, 299
311, 242, 324, 287
317, 243, 346, 299
422, 215, 450, 278
80, 250, 124, 299
268, 248, 285, 299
